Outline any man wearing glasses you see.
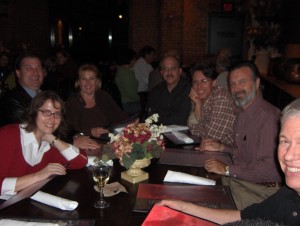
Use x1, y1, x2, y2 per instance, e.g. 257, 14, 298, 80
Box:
146, 55, 191, 125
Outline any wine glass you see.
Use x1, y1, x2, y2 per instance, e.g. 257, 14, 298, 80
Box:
92, 162, 110, 208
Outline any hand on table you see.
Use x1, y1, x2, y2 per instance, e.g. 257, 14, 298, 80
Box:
73, 135, 100, 150
91, 127, 109, 138
196, 139, 224, 152
38, 163, 67, 180
157, 199, 187, 212
204, 159, 227, 175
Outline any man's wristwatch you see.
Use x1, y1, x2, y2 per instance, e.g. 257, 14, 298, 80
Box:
224, 165, 230, 176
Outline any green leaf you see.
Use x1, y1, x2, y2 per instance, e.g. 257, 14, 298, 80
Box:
150, 142, 164, 158
145, 152, 152, 159
122, 154, 136, 169
102, 144, 117, 159
131, 143, 146, 159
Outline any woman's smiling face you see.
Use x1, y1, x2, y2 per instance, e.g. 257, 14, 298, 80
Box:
35, 99, 62, 139
192, 71, 216, 101
79, 70, 100, 95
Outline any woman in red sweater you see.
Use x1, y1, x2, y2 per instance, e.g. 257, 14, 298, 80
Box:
0, 91, 87, 196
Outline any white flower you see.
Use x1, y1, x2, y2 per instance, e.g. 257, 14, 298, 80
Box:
109, 133, 120, 143
152, 113, 159, 122
145, 113, 159, 126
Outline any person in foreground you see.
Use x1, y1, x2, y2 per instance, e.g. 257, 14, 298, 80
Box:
159, 98, 300, 225
0, 91, 87, 196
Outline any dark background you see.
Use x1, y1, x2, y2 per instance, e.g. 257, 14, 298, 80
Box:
49, 0, 129, 63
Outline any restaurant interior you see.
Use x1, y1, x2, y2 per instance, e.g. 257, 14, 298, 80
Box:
1, 0, 300, 225
1, 0, 300, 107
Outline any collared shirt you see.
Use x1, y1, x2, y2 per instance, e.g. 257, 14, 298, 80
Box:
133, 57, 153, 92
22, 86, 39, 98
1, 124, 81, 196
188, 86, 235, 145
146, 77, 191, 125
241, 186, 300, 226
224, 95, 282, 183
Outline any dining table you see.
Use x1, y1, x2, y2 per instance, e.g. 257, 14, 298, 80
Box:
0, 137, 235, 226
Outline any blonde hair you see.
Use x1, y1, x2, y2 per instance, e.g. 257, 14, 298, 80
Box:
75, 64, 102, 90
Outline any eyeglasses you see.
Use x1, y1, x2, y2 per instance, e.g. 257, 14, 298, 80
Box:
38, 110, 62, 118
161, 66, 179, 73
192, 79, 211, 86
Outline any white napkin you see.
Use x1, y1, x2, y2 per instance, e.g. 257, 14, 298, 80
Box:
114, 126, 125, 133
163, 170, 216, 185
31, 191, 78, 211
86, 156, 114, 167
171, 131, 194, 143
0, 194, 11, 200
163, 125, 189, 133
0, 219, 59, 226
94, 182, 128, 197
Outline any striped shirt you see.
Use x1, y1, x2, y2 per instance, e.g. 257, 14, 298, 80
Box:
224, 95, 282, 183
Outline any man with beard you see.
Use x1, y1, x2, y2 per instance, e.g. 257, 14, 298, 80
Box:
199, 61, 282, 210
146, 55, 191, 125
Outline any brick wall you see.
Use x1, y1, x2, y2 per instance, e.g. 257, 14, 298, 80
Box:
129, 0, 224, 66
128, 0, 160, 55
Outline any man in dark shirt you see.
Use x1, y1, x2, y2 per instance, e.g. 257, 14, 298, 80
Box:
0, 52, 44, 126
146, 55, 191, 125
159, 98, 300, 226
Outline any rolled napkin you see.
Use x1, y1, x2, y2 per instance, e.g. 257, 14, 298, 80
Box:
114, 126, 125, 133
171, 131, 194, 144
163, 170, 216, 185
86, 156, 97, 167
94, 182, 128, 197
0, 194, 11, 200
31, 191, 78, 211
86, 157, 114, 167
0, 219, 59, 226
163, 125, 188, 133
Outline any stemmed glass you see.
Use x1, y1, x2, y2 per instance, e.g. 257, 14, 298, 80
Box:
92, 162, 110, 208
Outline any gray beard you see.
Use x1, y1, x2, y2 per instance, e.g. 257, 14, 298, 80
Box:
233, 87, 256, 108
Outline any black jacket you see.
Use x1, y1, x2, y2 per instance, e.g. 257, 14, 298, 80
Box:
0, 84, 32, 127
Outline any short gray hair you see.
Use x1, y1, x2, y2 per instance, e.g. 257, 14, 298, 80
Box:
281, 99, 300, 126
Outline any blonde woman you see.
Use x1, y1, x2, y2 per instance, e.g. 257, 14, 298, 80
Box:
66, 64, 126, 151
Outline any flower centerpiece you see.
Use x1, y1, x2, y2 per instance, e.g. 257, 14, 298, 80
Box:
101, 114, 165, 170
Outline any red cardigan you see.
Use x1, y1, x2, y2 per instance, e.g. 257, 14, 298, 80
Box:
0, 124, 87, 193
